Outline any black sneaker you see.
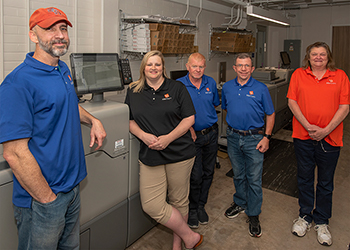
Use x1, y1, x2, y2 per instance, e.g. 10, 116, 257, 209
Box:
247, 216, 262, 237
224, 203, 245, 218
198, 206, 209, 225
188, 209, 199, 229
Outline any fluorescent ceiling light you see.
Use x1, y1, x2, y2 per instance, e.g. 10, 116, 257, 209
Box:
246, 5, 290, 26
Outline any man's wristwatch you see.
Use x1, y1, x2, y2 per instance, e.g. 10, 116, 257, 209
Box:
264, 134, 272, 140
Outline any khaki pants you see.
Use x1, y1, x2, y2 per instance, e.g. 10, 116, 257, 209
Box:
139, 157, 195, 225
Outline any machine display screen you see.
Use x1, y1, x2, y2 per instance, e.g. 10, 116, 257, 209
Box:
70, 53, 124, 96
280, 51, 291, 67
170, 70, 188, 80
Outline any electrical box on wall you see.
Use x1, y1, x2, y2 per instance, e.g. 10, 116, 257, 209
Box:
284, 40, 301, 70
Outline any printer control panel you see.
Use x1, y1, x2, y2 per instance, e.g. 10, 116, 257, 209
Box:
119, 59, 133, 85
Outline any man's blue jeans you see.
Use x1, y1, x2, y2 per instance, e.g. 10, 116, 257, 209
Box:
14, 185, 81, 250
189, 126, 218, 210
293, 138, 340, 225
226, 128, 264, 217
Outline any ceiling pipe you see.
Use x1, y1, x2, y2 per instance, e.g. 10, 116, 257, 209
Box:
222, 5, 238, 25
195, 0, 203, 28
230, 6, 243, 26
182, 0, 190, 18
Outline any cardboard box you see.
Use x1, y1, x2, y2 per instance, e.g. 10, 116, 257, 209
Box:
151, 38, 165, 46
165, 39, 178, 47
151, 45, 163, 52
211, 33, 238, 44
148, 23, 163, 31
163, 46, 176, 54
179, 19, 191, 24
210, 44, 235, 53
150, 31, 166, 39
163, 24, 178, 32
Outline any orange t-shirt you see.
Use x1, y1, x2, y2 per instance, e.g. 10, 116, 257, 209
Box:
287, 67, 350, 146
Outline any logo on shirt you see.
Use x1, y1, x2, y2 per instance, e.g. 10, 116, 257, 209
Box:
68, 74, 73, 85
205, 87, 212, 94
162, 93, 172, 101
246, 90, 256, 98
326, 79, 336, 84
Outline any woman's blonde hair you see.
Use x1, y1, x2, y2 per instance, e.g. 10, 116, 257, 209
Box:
129, 50, 169, 93
302, 42, 336, 71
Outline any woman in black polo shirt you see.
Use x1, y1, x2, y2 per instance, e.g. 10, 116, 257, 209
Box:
125, 50, 203, 249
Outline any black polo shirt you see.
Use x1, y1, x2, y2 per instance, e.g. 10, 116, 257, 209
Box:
125, 78, 196, 166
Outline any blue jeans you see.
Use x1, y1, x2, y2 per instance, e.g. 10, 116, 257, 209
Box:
293, 139, 340, 225
226, 128, 264, 217
14, 185, 81, 250
189, 126, 218, 210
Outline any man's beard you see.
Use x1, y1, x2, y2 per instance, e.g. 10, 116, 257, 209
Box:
37, 36, 70, 57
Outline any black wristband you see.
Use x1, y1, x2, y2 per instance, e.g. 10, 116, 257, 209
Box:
264, 134, 272, 140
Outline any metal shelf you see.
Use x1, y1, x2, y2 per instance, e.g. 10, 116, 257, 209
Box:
208, 23, 254, 61
119, 10, 198, 58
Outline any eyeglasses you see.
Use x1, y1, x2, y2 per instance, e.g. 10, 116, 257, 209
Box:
235, 64, 252, 68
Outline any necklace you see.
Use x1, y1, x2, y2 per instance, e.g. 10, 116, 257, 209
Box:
312, 69, 326, 80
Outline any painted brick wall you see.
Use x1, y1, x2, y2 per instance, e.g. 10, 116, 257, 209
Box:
0, 0, 97, 79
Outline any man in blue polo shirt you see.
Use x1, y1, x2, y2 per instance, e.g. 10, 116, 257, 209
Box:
222, 53, 275, 237
0, 7, 106, 249
177, 53, 220, 228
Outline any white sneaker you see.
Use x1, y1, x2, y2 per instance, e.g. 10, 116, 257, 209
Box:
292, 216, 311, 237
315, 224, 332, 246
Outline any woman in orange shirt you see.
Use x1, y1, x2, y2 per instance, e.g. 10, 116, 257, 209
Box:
287, 42, 350, 246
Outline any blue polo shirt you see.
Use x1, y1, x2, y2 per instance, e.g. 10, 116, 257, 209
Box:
177, 74, 220, 131
221, 76, 274, 130
0, 52, 87, 208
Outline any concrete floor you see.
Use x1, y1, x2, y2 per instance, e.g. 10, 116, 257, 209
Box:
126, 117, 350, 250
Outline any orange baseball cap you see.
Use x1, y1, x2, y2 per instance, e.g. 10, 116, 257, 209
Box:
29, 7, 72, 30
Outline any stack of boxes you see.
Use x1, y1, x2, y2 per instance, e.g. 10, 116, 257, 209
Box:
211, 32, 256, 53
121, 23, 197, 54
121, 24, 151, 53
150, 23, 197, 54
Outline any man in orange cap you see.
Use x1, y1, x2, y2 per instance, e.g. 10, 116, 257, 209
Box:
0, 7, 106, 249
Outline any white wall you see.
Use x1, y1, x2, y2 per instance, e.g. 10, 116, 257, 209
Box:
266, 5, 350, 67
0, 0, 104, 79
0, 0, 238, 84
1, 1, 349, 82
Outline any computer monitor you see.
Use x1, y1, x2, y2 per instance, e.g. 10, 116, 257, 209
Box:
280, 51, 291, 68
70, 53, 124, 102
170, 70, 188, 80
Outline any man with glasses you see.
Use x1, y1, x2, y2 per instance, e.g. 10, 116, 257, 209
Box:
222, 53, 275, 237
177, 53, 220, 228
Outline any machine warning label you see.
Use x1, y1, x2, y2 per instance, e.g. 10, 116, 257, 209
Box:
115, 139, 124, 151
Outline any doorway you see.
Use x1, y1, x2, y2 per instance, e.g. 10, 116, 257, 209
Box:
256, 25, 267, 68
332, 26, 350, 77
